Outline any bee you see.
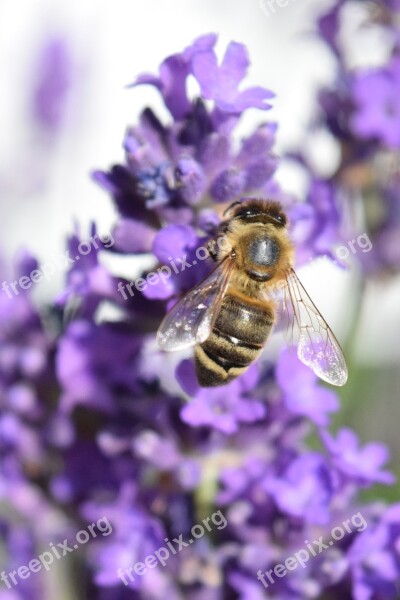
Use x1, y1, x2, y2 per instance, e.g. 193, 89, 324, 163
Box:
157, 198, 348, 387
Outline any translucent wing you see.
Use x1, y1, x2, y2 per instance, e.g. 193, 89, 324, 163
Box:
157, 258, 234, 351
283, 268, 348, 386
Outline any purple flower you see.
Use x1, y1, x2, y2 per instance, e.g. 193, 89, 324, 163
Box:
131, 33, 217, 120
55, 225, 124, 319
132, 34, 274, 123
289, 179, 342, 264
321, 428, 395, 485
315, 1, 400, 278
317, 0, 345, 56
348, 504, 400, 600
276, 349, 339, 426
209, 167, 245, 203
174, 157, 206, 205
142, 224, 208, 300
265, 453, 334, 524
179, 362, 265, 434
133, 430, 200, 489
218, 454, 274, 508
112, 219, 157, 254
83, 486, 167, 589
95, 36, 277, 220
350, 58, 400, 148
191, 40, 274, 115
56, 320, 141, 413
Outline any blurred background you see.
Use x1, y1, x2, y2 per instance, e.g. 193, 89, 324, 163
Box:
1, 0, 399, 530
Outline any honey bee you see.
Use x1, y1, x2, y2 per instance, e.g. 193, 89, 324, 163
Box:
157, 199, 348, 387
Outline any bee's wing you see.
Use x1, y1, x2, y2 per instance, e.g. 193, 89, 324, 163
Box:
283, 268, 348, 386
157, 257, 234, 351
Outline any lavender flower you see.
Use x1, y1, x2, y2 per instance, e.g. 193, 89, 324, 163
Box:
179, 362, 265, 434
321, 428, 395, 486
348, 504, 400, 600
94, 34, 277, 227
314, 0, 400, 275
350, 57, 400, 148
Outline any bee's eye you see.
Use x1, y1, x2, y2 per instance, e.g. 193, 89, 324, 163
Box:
237, 208, 260, 219
273, 213, 286, 226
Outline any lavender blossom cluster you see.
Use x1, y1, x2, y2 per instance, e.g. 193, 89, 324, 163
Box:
314, 0, 400, 275
1, 8, 400, 600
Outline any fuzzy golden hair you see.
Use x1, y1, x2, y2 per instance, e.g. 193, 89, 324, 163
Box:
215, 198, 294, 300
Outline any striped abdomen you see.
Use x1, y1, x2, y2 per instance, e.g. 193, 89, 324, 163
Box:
194, 293, 274, 387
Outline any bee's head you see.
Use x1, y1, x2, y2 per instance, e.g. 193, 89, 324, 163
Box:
222, 199, 292, 281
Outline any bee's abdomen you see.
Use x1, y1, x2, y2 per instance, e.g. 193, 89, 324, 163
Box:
195, 294, 274, 387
